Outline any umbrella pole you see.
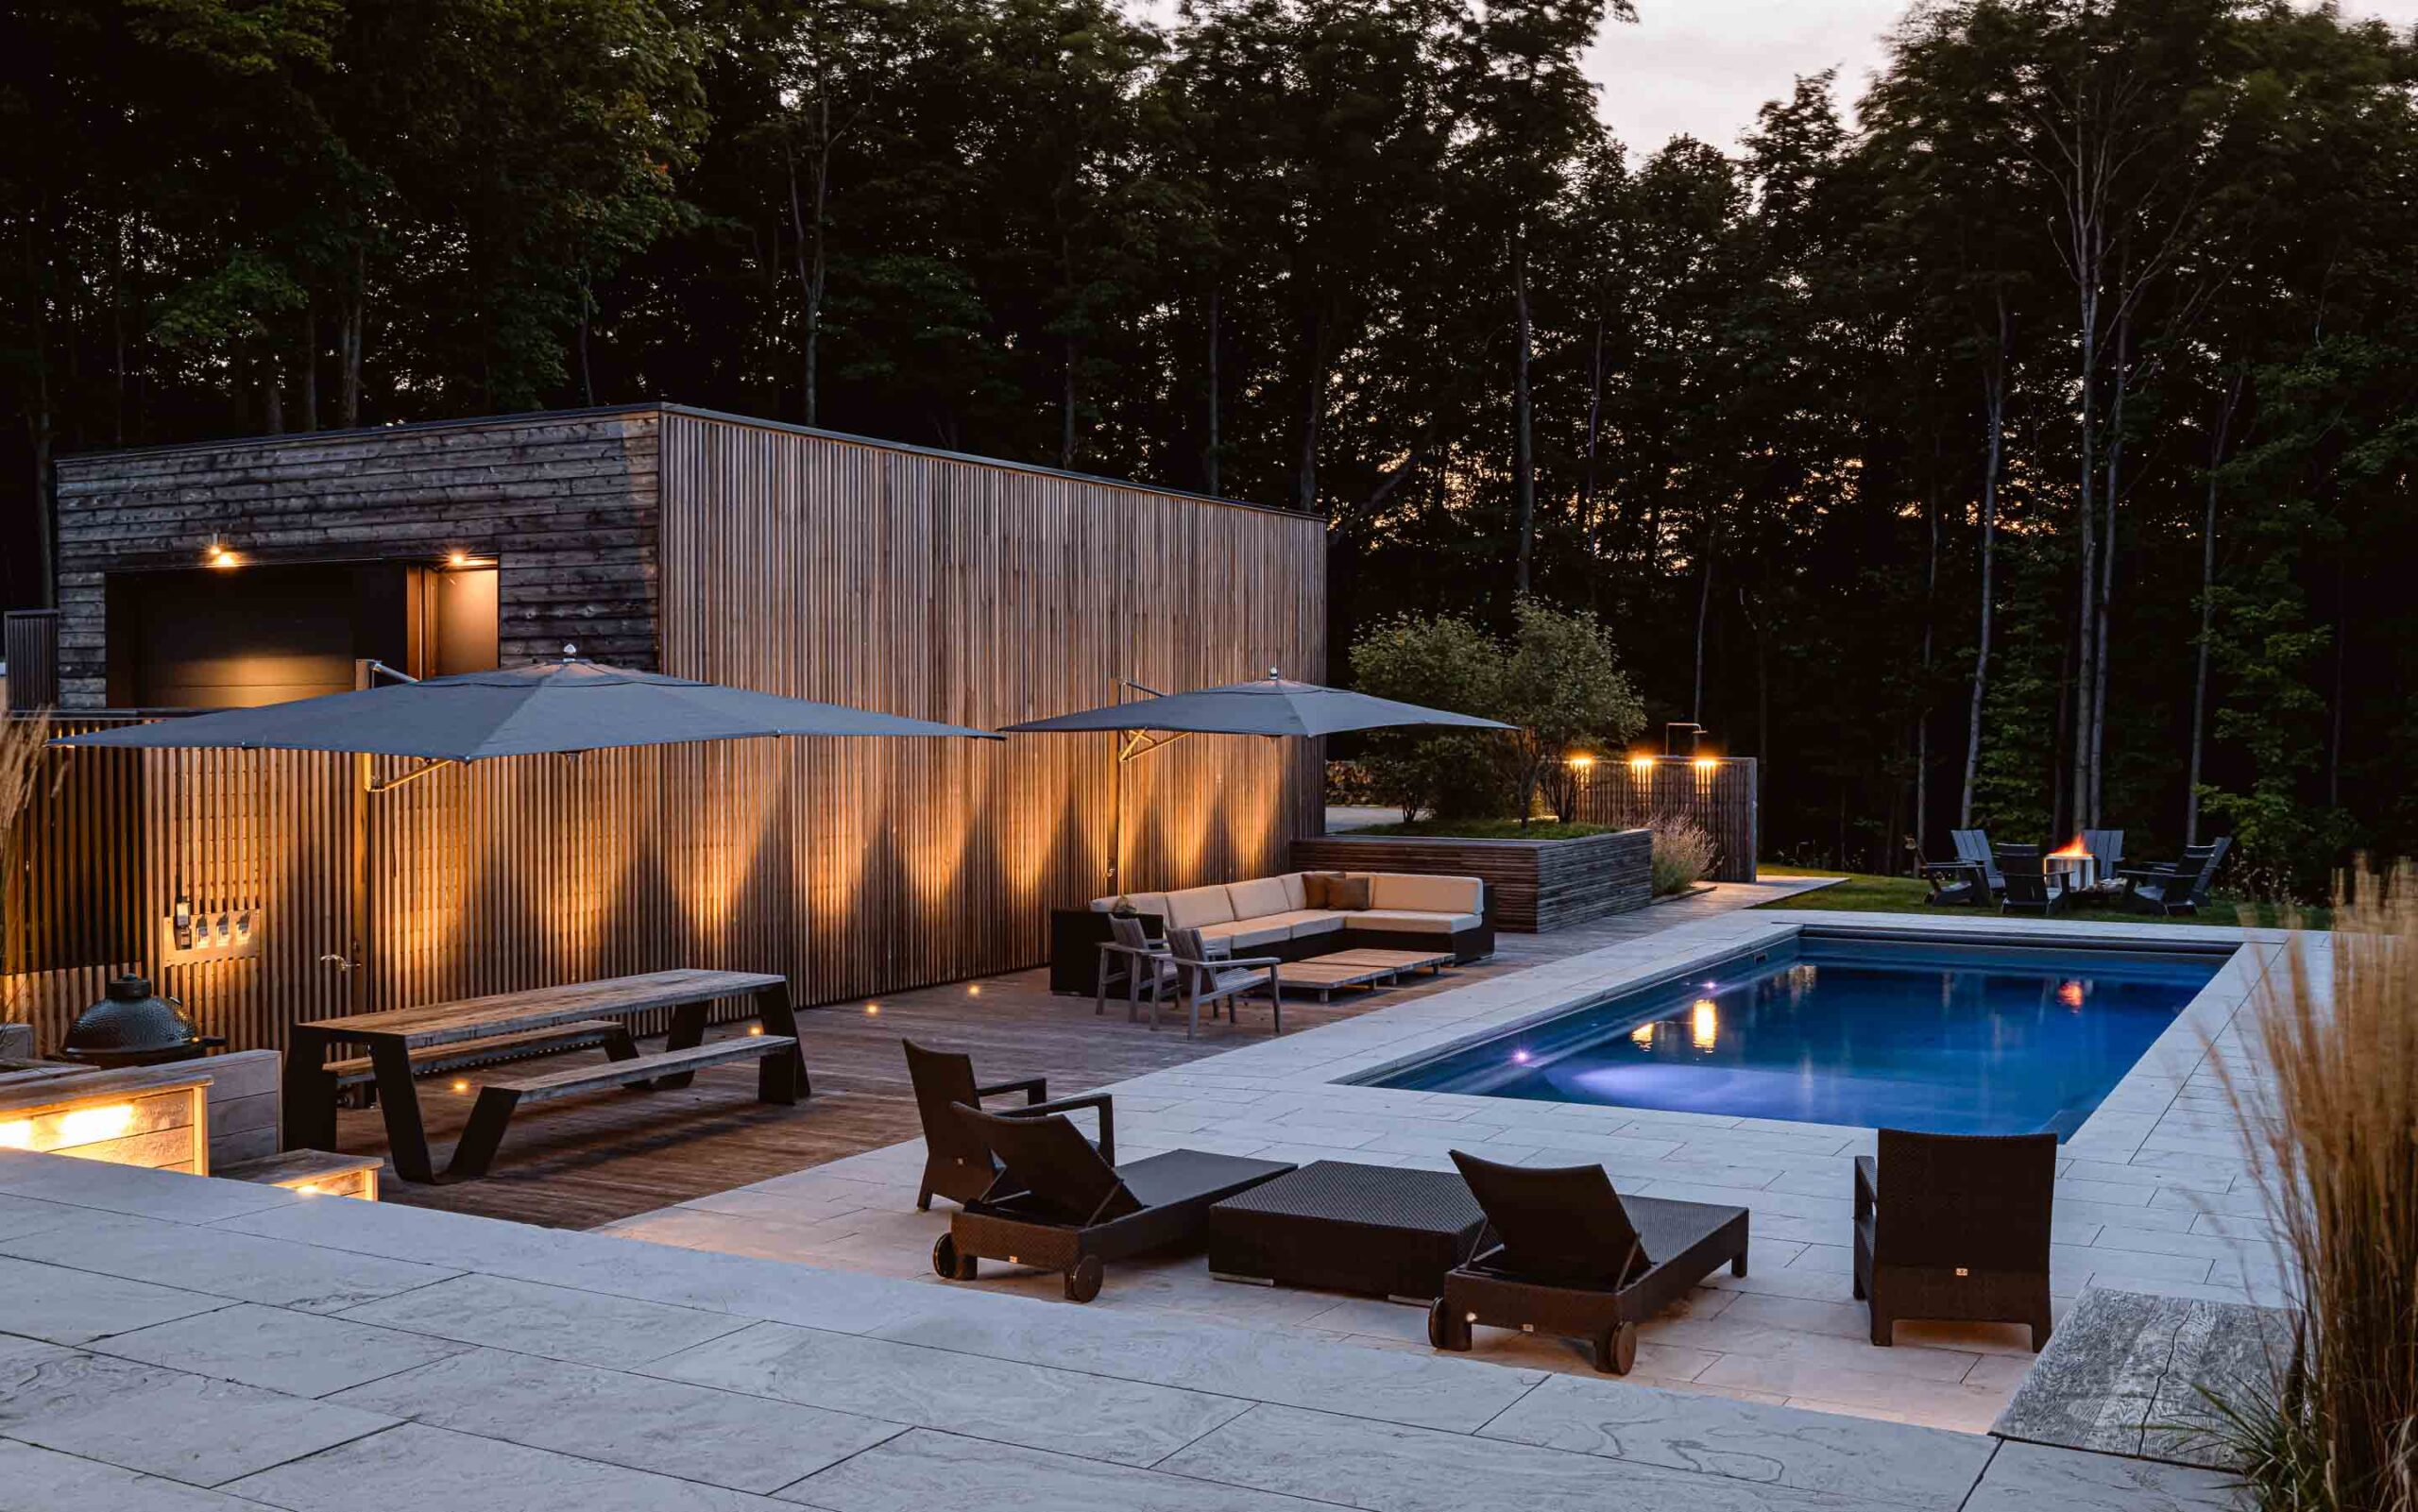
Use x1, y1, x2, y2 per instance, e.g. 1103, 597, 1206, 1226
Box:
1110, 730, 1125, 903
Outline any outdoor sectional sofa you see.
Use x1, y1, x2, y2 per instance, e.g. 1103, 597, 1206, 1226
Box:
1092, 871, 1496, 966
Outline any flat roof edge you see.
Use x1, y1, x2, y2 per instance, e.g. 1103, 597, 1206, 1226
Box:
55, 401, 1316, 524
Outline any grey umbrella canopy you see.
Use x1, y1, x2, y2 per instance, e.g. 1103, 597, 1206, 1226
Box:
1002, 672, 1511, 739
53, 657, 1000, 759
1004, 671, 1509, 897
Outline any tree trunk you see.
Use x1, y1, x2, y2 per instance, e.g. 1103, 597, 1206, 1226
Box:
784, 139, 827, 429
2088, 309, 2131, 826
1204, 283, 1221, 496
1960, 296, 2008, 827
1512, 227, 1536, 594
298, 298, 319, 432
2185, 374, 2239, 844
111, 218, 126, 444
1692, 525, 1717, 723
26, 210, 57, 606
576, 278, 595, 406
2070, 276, 2100, 833
1916, 473, 1938, 855
2328, 548, 2345, 809
262, 351, 284, 435
1579, 308, 1607, 530
1296, 308, 1326, 513
338, 244, 365, 428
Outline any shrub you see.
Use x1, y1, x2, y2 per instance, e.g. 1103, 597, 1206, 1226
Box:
1649, 812, 1716, 895
2206, 858, 2417, 1512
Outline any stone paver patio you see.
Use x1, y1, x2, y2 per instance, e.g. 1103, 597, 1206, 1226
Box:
0, 1147, 2247, 1509
603, 901, 2298, 1436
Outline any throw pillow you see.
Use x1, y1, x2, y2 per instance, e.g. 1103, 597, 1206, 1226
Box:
1325, 874, 1372, 910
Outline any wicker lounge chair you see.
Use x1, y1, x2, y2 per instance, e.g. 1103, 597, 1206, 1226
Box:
1854, 1128, 2055, 1349
1166, 926, 1284, 1040
1425, 1151, 1749, 1374
903, 1039, 1114, 1211
1951, 828, 2004, 892
2120, 836, 2230, 916
1995, 843, 2065, 914
935, 1103, 1293, 1301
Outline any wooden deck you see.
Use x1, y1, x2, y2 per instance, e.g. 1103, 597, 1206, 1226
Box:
335, 882, 1819, 1230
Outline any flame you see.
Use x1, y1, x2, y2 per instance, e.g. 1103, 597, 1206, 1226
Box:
2049, 836, 2091, 859
2057, 980, 2086, 1009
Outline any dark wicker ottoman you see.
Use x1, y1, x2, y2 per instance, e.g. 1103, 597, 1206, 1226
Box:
1207, 1161, 1488, 1302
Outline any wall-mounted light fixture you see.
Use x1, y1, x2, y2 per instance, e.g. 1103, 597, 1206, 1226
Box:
206, 542, 240, 569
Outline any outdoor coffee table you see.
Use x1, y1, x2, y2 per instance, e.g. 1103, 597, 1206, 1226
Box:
1278, 947, 1456, 1001
1207, 1160, 1488, 1302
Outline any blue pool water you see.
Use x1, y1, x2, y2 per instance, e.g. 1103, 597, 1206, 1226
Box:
1369, 936, 2223, 1137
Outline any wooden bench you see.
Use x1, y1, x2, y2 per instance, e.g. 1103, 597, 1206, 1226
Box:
445, 1034, 799, 1180
326, 1020, 629, 1104
218, 1149, 385, 1201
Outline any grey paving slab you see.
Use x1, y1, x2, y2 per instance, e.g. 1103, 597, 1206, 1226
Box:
0, 1438, 270, 1512
0, 1150, 298, 1225
330, 1346, 906, 1493
1476, 1371, 1993, 1507
0, 1252, 229, 1345
1992, 1286, 2189, 1455
335, 1270, 754, 1368
0, 1209, 460, 1314
7, 1369, 397, 1487
865, 1288, 1541, 1432
776, 1427, 1340, 1511
0, 1341, 178, 1428
98, 1302, 467, 1398
2143, 1300, 2293, 1468
0, 1193, 81, 1242
1156, 1402, 1878, 1512
222, 1422, 787, 1511
1964, 1440, 2247, 1511
653, 1319, 1250, 1468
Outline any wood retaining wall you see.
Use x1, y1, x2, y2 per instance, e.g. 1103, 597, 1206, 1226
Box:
1570, 757, 1759, 883
1291, 829, 1652, 933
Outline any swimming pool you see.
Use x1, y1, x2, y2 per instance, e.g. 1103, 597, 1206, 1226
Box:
1364, 934, 2225, 1137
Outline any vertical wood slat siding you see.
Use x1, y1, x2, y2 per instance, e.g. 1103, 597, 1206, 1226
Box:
656, 411, 1327, 1007
8, 407, 1325, 1054
4, 612, 60, 711
1571, 757, 1761, 882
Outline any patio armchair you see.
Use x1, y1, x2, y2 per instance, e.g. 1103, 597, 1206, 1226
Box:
1950, 829, 2004, 892
1095, 912, 1178, 1022
1427, 1150, 1749, 1375
2119, 836, 2231, 916
902, 1038, 1115, 1211
1166, 926, 1284, 1040
1994, 844, 2064, 915
934, 1103, 1292, 1300
1907, 837, 1984, 907
1854, 1127, 2056, 1350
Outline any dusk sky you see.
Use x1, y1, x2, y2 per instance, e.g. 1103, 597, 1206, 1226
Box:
1132, 0, 2418, 155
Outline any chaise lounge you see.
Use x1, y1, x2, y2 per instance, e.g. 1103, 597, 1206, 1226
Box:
902, 1038, 1114, 1211
934, 1104, 1294, 1301
1426, 1150, 1750, 1375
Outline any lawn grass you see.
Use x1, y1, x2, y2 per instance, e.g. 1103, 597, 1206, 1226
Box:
1350, 818, 1614, 841
1756, 865, 2324, 929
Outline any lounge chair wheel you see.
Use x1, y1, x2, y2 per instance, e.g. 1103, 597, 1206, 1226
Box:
932, 1234, 976, 1281
1065, 1255, 1104, 1303
1592, 1322, 1637, 1375
1426, 1300, 1469, 1351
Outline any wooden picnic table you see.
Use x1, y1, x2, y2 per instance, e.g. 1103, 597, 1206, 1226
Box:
281, 968, 804, 1184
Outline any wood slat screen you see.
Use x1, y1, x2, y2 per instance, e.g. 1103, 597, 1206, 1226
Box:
4, 612, 59, 712
1569, 756, 1761, 882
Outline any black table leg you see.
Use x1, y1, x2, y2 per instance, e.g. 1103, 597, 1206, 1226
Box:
366, 1037, 437, 1184
280, 1028, 339, 1152
754, 982, 808, 1103
646, 999, 711, 1090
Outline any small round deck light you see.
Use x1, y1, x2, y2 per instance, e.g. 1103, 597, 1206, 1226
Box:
451, 1079, 470, 1094
966, 983, 982, 997
747, 1024, 765, 1036
1511, 1048, 1531, 1064
863, 1002, 880, 1016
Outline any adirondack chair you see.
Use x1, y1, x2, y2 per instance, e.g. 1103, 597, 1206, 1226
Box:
1995, 844, 2065, 914
2120, 837, 2231, 915
1951, 830, 2004, 893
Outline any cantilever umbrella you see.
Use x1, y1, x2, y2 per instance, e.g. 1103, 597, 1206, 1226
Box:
54, 654, 1001, 1001
1003, 670, 1511, 896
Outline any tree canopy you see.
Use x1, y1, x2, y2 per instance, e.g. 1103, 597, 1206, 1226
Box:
4, 0, 2412, 894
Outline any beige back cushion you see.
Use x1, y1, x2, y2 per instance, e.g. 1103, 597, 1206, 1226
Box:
1226, 876, 1293, 921
1369, 873, 1484, 914
1164, 885, 1238, 928
1090, 892, 1170, 919
1278, 873, 1309, 909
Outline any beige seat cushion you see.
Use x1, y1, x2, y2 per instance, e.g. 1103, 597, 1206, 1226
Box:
1200, 918, 1291, 952
1225, 875, 1294, 922
1255, 909, 1347, 940
1164, 885, 1238, 929
1368, 874, 1484, 915
1347, 909, 1482, 936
